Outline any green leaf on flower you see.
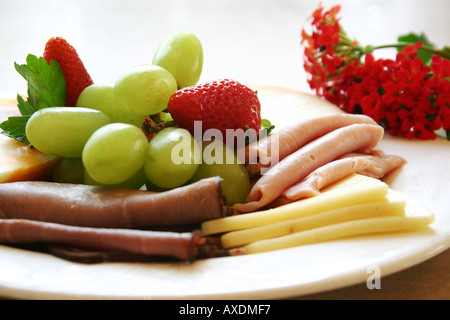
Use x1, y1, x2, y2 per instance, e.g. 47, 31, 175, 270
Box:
397, 32, 435, 64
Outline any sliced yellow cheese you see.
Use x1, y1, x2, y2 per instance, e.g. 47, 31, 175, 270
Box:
243, 199, 435, 254
221, 195, 406, 249
201, 174, 389, 236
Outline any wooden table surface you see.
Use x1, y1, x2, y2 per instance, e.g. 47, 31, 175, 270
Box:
0, 0, 448, 300
297, 248, 449, 300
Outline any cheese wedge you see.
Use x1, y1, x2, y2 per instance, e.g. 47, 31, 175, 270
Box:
0, 97, 60, 183
201, 174, 389, 236
0, 134, 60, 182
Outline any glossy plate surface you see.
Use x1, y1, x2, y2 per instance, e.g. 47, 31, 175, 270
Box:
0, 86, 449, 299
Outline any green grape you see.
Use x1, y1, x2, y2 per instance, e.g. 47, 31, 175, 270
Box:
144, 179, 167, 192
76, 83, 146, 127
84, 166, 147, 190
153, 31, 203, 88
144, 127, 200, 189
52, 158, 85, 184
82, 123, 148, 185
114, 64, 177, 116
26, 107, 111, 158
190, 140, 250, 205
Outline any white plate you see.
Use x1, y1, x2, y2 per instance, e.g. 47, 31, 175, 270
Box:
0, 86, 449, 300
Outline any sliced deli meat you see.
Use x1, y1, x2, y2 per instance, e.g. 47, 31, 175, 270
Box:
244, 113, 377, 177
282, 152, 406, 200
0, 219, 203, 261
0, 177, 228, 228
234, 123, 384, 213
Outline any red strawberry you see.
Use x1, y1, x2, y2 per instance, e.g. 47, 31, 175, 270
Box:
167, 79, 262, 139
43, 37, 93, 106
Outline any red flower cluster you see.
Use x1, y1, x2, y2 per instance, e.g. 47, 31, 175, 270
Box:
301, 4, 450, 140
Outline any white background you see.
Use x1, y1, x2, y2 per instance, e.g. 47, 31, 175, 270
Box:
1, 0, 449, 96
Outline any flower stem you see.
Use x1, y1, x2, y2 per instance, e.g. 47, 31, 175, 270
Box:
369, 43, 450, 60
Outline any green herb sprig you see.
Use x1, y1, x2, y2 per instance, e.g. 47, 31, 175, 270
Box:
0, 54, 66, 144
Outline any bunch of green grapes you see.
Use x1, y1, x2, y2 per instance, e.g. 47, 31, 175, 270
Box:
26, 32, 250, 204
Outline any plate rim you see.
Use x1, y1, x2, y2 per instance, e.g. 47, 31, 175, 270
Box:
0, 86, 449, 300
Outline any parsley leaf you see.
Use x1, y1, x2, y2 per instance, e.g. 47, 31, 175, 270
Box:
0, 54, 66, 143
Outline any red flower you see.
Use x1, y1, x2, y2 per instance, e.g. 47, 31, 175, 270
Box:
301, 4, 358, 108
431, 55, 450, 130
301, 4, 450, 140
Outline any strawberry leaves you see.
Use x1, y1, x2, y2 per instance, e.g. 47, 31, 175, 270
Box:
0, 54, 66, 143
244, 118, 275, 146
16, 54, 67, 111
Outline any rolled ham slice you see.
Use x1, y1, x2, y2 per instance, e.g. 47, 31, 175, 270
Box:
234, 123, 384, 213
244, 113, 377, 177
282, 152, 406, 200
